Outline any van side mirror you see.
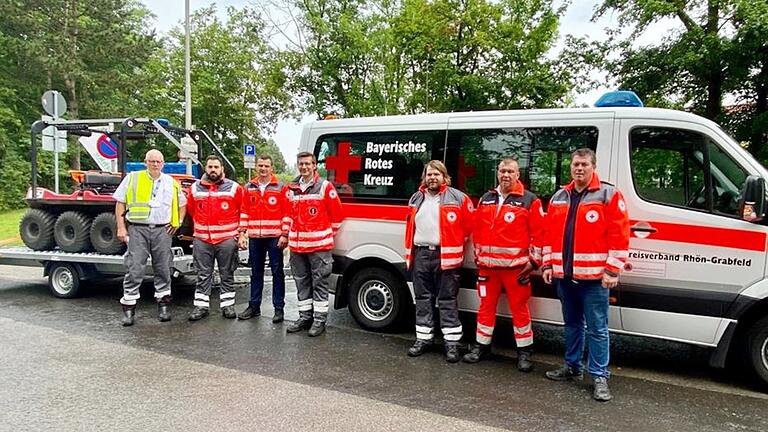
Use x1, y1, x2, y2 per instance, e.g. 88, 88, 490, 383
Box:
740, 175, 766, 223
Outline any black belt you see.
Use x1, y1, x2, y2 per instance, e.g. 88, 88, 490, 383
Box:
128, 222, 167, 229
414, 245, 439, 251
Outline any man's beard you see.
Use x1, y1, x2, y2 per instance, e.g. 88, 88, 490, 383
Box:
207, 172, 221, 182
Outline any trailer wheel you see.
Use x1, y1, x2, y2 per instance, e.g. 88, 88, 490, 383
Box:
745, 316, 768, 390
54, 211, 92, 253
347, 267, 412, 332
48, 263, 81, 298
90, 212, 125, 255
19, 209, 56, 250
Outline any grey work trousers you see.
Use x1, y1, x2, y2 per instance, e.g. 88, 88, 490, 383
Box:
193, 238, 238, 310
413, 246, 463, 346
120, 224, 173, 307
290, 250, 332, 322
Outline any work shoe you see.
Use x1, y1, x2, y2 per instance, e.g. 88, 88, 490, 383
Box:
308, 321, 326, 337
545, 365, 583, 382
158, 303, 171, 322
592, 376, 613, 402
188, 307, 209, 322
286, 318, 313, 333
222, 306, 236, 319
272, 309, 284, 323
462, 343, 491, 364
407, 340, 432, 357
237, 306, 260, 320
445, 345, 461, 363
517, 349, 534, 372
121, 308, 135, 327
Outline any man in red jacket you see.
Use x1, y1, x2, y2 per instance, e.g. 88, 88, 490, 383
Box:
463, 158, 544, 371
186, 155, 244, 321
542, 148, 629, 402
404, 160, 473, 363
285, 152, 344, 337
238, 155, 290, 323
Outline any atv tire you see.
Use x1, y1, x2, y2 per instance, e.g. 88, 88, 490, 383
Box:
19, 209, 56, 250
90, 212, 125, 255
54, 211, 92, 253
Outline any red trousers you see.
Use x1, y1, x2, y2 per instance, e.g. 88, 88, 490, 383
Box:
475, 267, 533, 348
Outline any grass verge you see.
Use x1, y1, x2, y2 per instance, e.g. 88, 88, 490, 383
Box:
0, 208, 26, 246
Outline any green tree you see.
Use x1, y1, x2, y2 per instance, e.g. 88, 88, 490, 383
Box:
596, 0, 768, 159
136, 6, 291, 179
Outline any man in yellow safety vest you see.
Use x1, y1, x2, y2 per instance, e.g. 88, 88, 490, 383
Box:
114, 149, 187, 326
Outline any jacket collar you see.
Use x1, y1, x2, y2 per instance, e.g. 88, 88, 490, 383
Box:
290, 172, 320, 188
251, 174, 279, 186
564, 172, 601, 192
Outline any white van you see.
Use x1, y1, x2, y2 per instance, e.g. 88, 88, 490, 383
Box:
299, 95, 768, 387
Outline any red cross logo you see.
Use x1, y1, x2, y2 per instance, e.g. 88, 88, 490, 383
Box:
325, 141, 361, 184
457, 155, 477, 191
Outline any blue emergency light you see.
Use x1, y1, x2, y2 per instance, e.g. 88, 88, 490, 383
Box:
594, 90, 644, 107
156, 118, 171, 127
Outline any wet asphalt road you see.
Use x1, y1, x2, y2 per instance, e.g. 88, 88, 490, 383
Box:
0, 264, 767, 432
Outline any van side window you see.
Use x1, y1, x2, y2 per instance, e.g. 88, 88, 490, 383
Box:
315, 131, 446, 204
630, 127, 748, 216
446, 127, 598, 204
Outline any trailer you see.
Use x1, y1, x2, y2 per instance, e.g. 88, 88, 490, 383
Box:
0, 246, 195, 298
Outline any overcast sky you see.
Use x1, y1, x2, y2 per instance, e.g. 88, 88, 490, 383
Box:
140, 0, 673, 163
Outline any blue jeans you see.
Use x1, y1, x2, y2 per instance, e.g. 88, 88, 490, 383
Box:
556, 278, 610, 378
248, 237, 285, 310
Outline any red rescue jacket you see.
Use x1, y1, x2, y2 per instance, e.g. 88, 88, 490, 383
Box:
472, 181, 545, 269
186, 176, 243, 245
286, 173, 344, 253
404, 184, 474, 270
240, 175, 290, 238
542, 173, 630, 280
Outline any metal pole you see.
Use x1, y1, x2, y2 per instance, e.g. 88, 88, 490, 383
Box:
185, 0, 192, 129
53, 95, 59, 194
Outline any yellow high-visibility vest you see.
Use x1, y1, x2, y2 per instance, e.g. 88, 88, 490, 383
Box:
125, 171, 180, 227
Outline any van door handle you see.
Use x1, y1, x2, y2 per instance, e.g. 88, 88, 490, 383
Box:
630, 223, 657, 233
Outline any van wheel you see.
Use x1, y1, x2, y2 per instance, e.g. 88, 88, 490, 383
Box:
48, 263, 81, 298
54, 211, 92, 253
90, 212, 125, 255
746, 316, 768, 389
19, 209, 56, 250
347, 268, 412, 332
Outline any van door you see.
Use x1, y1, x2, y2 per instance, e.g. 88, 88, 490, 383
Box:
615, 119, 768, 345
444, 113, 621, 329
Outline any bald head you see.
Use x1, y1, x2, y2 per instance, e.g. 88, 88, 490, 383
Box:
145, 149, 165, 178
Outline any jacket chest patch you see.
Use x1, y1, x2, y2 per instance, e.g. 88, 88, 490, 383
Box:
221, 202, 229, 210
618, 199, 626, 212
308, 207, 318, 216
585, 210, 599, 223
268, 196, 277, 205
446, 211, 457, 222
504, 211, 515, 223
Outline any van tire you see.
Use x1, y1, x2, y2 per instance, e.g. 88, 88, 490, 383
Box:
54, 211, 92, 253
19, 209, 56, 250
90, 212, 126, 255
746, 316, 768, 389
347, 268, 412, 332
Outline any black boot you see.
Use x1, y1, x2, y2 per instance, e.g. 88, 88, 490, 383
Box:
158, 303, 171, 322
222, 306, 236, 319
517, 348, 533, 372
272, 308, 284, 323
407, 340, 432, 357
286, 318, 313, 333
462, 343, 491, 363
188, 306, 209, 321
308, 321, 326, 337
237, 305, 260, 320
445, 345, 461, 363
121, 307, 135, 327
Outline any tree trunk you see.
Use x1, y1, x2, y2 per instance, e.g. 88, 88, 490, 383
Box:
750, 61, 768, 159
